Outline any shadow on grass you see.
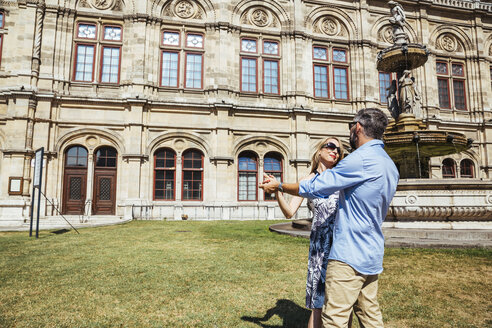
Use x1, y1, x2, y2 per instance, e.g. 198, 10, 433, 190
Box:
241, 299, 311, 328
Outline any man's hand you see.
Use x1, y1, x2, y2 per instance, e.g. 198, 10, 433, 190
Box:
259, 173, 280, 194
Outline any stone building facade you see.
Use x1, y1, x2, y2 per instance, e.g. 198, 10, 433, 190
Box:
0, 0, 491, 225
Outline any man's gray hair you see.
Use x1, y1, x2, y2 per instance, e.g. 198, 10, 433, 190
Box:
354, 108, 388, 140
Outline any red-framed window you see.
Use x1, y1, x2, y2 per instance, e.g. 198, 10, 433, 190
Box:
182, 149, 203, 201
240, 38, 280, 94
161, 51, 179, 87
154, 149, 176, 200
436, 61, 467, 110
263, 59, 279, 94
241, 56, 257, 92
460, 159, 474, 178
0, 11, 4, 29
314, 64, 329, 98
442, 158, 456, 178
313, 46, 350, 100
160, 30, 204, 89
73, 22, 122, 83
263, 153, 283, 201
100, 46, 121, 84
185, 52, 203, 89
238, 152, 258, 201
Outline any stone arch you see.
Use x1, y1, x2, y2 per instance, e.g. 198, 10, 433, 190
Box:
371, 16, 418, 45
147, 131, 212, 158
485, 34, 492, 58
56, 128, 125, 155
231, 0, 291, 29
151, 0, 216, 22
305, 7, 358, 40
233, 135, 290, 161
429, 26, 474, 56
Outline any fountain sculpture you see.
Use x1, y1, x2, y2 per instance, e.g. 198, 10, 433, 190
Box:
377, 1, 471, 179
269, 1, 483, 236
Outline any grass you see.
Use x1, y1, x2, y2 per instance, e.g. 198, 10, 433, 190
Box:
0, 220, 490, 328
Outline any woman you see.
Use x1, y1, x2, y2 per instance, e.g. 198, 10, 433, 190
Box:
272, 137, 349, 328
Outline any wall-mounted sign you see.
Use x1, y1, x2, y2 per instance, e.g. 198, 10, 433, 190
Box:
8, 177, 23, 195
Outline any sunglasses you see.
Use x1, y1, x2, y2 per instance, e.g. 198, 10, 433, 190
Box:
348, 121, 358, 130
321, 142, 340, 154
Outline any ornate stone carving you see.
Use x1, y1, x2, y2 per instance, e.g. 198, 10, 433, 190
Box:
162, 0, 204, 20
438, 34, 457, 52
174, 0, 194, 19
487, 194, 492, 205
405, 194, 418, 205
91, 0, 114, 10
379, 25, 394, 44
489, 44, 492, 56
78, 0, 90, 8
251, 9, 269, 27
321, 17, 339, 36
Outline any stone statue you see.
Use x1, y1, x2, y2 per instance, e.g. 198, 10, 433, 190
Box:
399, 70, 415, 114
388, 1, 408, 45
411, 77, 422, 118
386, 79, 399, 119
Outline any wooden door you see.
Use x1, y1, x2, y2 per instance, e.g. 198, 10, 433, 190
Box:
92, 147, 117, 215
62, 146, 88, 215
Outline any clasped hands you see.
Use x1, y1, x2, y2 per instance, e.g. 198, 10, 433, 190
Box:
259, 173, 280, 194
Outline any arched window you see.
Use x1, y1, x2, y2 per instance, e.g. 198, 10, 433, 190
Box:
182, 149, 203, 201
66, 146, 88, 167
154, 149, 176, 200
238, 152, 258, 201
95, 146, 117, 167
442, 158, 456, 178
264, 153, 283, 201
460, 159, 474, 178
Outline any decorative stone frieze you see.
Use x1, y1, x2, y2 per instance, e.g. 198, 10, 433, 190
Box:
313, 16, 344, 36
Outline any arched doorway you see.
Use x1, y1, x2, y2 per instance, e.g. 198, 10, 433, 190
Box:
92, 146, 117, 215
62, 146, 88, 214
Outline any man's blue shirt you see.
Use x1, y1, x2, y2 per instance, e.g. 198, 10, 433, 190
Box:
299, 139, 399, 275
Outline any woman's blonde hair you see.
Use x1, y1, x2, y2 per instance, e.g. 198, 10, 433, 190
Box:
310, 136, 345, 174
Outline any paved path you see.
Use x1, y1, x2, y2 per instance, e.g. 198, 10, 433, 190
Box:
269, 221, 492, 248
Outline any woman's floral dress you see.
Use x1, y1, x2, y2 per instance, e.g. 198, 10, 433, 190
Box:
305, 191, 339, 309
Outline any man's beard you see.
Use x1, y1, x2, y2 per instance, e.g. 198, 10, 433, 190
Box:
350, 129, 358, 150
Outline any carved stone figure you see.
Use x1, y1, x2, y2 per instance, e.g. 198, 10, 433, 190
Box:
321, 18, 338, 36
386, 79, 399, 119
92, 0, 113, 10
411, 77, 422, 118
388, 1, 408, 45
399, 70, 415, 114
251, 9, 269, 27
175, 0, 194, 19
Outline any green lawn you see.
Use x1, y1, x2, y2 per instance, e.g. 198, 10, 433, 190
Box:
0, 220, 490, 328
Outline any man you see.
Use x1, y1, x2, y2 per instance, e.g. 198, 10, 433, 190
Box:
260, 108, 399, 327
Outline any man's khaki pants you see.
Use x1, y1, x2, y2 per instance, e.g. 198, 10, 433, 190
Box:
321, 260, 384, 328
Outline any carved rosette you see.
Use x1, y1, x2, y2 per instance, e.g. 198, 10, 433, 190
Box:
379, 25, 394, 44
251, 8, 270, 27
438, 34, 458, 53
240, 7, 279, 28
91, 0, 115, 10
174, 0, 195, 19
163, 0, 204, 20
314, 16, 343, 37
